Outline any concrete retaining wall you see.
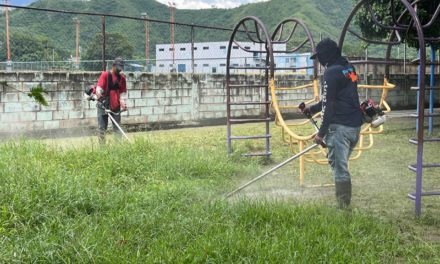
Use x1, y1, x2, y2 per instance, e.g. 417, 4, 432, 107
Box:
0, 71, 438, 135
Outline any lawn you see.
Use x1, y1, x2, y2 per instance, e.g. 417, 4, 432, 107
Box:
0, 117, 439, 263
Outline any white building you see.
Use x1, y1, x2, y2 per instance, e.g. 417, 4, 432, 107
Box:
155, 41, 313, 74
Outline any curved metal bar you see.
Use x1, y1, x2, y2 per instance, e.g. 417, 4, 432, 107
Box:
287, 39, 310, 53
241, 21, 265, 44
232, 40, 257, 53
254, 20, 265, 43
271, 18, 317, 78
391, 0, 398, 25
422, 4, 440, 29
367, 3, 408, 30
274, 23, 285, 42
385, 0, 415, 78
232, 17, 274, 74
226, 17, 274, 155
272, 21, 298, 43
338, 0, 412, 48
394, 0, 422, 27
425, 37, 440, 42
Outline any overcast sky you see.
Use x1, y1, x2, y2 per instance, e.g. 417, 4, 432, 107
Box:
156, 0, 269, 9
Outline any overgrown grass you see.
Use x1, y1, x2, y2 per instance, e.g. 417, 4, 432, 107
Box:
0, 119, 438, 262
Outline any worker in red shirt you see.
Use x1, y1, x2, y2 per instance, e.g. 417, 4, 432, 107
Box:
95, 57, 128, 144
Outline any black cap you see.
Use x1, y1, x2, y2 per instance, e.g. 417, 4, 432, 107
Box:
113, 57, 124, 70
310, 38, 340, 60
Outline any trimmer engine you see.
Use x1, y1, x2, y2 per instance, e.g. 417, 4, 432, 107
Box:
360, 99, 386, 128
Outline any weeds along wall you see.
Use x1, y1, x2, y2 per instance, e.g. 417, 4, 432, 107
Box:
0, 71, 436, 135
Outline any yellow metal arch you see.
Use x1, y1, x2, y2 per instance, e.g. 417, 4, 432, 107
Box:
270, 77, 395, 186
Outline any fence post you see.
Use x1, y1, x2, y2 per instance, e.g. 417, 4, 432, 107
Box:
365, 47, 369, 100
191, 25, 195, 74
102, 16, 106, 71
404, 42, 407, 74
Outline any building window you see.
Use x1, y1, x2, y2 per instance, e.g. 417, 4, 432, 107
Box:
203, 64, 209, 67
212, 67, 217, 73
244, 46, 251, 50
220, 63, 226, 67
233, 46, 239, 49
194, 47, 198, 50
180, 47, 186, 51
159, 48, 165, 52
285, 58, 290, 63
245, 64, 251, 67
220, 46, 226, 49
203, 47, 209, 50
194, 64, 198, 67
169, 64, 174, 67
253, 52, 259, 57
232, 63, 239, 66
159, 64, 164, 67
169, 48, 174, 51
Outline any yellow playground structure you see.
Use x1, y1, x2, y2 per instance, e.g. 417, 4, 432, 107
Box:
226, 17, 396, 186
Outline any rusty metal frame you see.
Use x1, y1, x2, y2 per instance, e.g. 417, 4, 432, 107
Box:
226, 16, 274, 157
339, 0, 438, 217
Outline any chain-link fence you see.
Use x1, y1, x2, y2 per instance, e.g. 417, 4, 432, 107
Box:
0, 3, 322, 74
0, 3, 417, 74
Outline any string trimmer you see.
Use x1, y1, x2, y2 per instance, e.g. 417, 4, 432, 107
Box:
84, 87, 131, 142
226, 102, 326, 197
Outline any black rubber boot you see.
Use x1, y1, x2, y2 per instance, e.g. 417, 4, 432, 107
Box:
335, 180, 352, 209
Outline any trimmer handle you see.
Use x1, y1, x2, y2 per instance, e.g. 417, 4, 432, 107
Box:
298, 102, 312, 119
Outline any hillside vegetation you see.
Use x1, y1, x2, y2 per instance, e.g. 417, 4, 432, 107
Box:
1, 0, 355, 59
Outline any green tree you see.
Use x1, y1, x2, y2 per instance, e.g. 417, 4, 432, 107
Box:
344, 43, 366, 57
0, 31, 64, 61
354, 0, 440, 49
83, 33, 134, 61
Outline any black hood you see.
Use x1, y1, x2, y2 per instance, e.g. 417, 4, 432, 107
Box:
310, 38, 342, 66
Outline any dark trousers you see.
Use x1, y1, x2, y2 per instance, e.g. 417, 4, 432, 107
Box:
98, 110, 121, 144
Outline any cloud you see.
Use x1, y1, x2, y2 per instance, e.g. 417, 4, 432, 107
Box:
156, 0, 268, 9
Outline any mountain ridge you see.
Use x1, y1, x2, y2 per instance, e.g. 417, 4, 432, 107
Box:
1, 0, 355, 59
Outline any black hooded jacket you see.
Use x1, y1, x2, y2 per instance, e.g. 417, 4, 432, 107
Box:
310, 57, 363, 137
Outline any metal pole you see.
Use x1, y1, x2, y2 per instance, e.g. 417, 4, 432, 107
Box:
146, 19, 150, 63
168, 2, 176, 69
5, 0, 11, 62
404, 42, 407, 74
226, 143, 319, 197
416, 49, 420, 132
429, 45, 435, 134
141, 13, 149, 69
102, 16, 106, 71
73, 17, 80, 68
107, 113, 130, 142
191, 25, 194, 74
365, 47, 369, 100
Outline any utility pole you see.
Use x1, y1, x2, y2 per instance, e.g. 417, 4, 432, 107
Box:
168, 2, 176, 71
73, 17, 80, 68
141, 12, 150, 70
4, 0, 11, 66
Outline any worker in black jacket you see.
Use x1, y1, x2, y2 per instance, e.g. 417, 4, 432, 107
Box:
303, 38, 363, 208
